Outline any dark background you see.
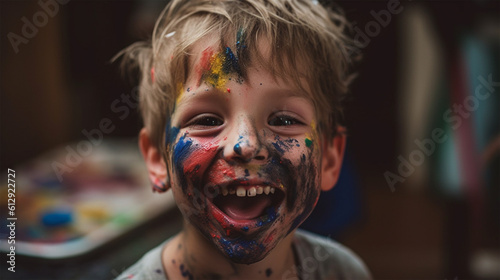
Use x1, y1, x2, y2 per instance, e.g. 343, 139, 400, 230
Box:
1, 0, 499, 279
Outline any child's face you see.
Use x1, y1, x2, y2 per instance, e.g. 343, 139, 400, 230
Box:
166, 40, 324, 264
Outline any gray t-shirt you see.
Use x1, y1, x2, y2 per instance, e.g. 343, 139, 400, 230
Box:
115, 229, 371, 280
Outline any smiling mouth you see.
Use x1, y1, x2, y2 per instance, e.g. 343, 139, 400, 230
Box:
211, 184, 285, 221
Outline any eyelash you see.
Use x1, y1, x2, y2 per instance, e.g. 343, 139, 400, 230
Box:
186, 115, 224, 127
268, 114, 304, 126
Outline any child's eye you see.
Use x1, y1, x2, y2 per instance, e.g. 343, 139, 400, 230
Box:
187, 115, 224, 128
268, 115, 303, 126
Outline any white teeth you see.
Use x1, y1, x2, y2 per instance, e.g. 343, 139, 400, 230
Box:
236, 187, 246, 197
264, 186, 270, 195
220, 186, 277, 197
248, 187, 256, 197
256, 186, 263, 194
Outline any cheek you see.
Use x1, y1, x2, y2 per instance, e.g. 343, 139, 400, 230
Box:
268, 136, 321, 232
267, 136, 321, 206
169, 134, 220, 193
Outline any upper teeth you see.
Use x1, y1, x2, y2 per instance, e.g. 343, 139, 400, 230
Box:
222, 186, 276, 197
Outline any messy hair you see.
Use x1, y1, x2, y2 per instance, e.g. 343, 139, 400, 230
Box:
116, 0, 356, 156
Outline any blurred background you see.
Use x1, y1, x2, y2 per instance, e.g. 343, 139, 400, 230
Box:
1, 0, 499, 279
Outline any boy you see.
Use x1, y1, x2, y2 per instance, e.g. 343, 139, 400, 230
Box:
116, 0, 371, 279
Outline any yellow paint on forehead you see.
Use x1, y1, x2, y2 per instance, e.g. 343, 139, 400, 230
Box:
204, 52, 229, 90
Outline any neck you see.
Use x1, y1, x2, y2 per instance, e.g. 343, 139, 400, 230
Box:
162, 222, 297, 279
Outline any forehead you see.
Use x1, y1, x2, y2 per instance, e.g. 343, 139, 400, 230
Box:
185, 35, 313, 97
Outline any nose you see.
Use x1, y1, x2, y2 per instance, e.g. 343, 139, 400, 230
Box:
223, 117, 268, 163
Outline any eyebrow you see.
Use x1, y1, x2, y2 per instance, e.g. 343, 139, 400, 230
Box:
175, 86, 227, 107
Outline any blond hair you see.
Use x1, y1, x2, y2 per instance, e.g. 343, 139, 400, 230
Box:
116, 0, 356, 155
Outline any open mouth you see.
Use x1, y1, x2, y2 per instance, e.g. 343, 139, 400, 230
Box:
211, 184, 285, 221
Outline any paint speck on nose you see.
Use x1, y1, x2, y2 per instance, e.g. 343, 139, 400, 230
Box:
227, 88, 231, 93
234, 143, 242, 155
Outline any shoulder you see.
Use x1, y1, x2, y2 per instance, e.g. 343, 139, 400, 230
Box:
114, 240, 169, 280
291, 229, 372, 280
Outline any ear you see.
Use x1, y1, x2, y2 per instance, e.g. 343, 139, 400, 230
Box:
139, 127, 169, 192
320, 126, 346, 191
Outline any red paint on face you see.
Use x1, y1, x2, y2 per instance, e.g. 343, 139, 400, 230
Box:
196, 47, 215, 86
205, 159, 237, 183
264, 232, 274, 243
182, 142, 219, 175
211, 201, 233, 229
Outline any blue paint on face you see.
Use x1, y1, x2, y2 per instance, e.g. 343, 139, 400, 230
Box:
244, 169, 250, 177
256, 206, 278, 227
172, 134, 193, 192
165, 120, 180, 146
218, 235, 265, 262
173, 135, 192, 164
224, 46, 242, 76
242, 226, 249, 232
233, 135, 246, 155
286, 150, 319, 235
180, 264, 194, 280
272, 136, 300, 155
271, 142, 285, 154
233, 143, 242, 155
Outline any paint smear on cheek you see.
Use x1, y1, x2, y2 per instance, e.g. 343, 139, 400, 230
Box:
171, 134, 220, 192
264, 136, 321, 233
272, 136, 301, 155
287, 153, 321, 234
205, 159, 237, 185
182, 143, 219, 175
305, 121, 318, 148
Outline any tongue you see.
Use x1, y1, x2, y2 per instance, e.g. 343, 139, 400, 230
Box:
217, 195, 272, 220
